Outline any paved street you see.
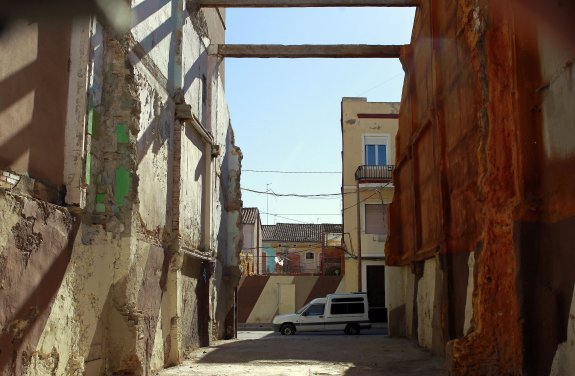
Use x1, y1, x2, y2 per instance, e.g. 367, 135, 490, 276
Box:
159, 330, 447, 375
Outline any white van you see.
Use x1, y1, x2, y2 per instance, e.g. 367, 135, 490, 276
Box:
272, 293, 371, 335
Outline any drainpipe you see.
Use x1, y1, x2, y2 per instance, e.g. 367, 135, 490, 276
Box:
356, 181, 362, 292
256, 216, 261, 274
203, 141, 212, 251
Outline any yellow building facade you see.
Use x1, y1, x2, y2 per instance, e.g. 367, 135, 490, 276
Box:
341, 98, 399, 321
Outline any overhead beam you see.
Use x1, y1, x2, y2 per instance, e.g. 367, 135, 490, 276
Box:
197, 0, 418, 7
208, 44, 405, 58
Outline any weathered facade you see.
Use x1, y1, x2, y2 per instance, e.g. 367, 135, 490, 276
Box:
385, 1, 575, 375
0, 2, 241, 375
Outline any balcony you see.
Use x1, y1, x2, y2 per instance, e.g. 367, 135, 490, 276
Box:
355, 165, 395, 183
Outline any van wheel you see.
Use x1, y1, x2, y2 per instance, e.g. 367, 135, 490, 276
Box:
280, 324, 296, 335
345, 324, 360, 335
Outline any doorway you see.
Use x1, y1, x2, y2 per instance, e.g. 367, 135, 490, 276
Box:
366, 264, 387, 322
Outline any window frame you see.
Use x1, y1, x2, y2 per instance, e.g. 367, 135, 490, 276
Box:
362, 134, 390, 166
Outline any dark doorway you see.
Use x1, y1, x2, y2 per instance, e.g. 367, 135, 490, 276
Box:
197, 261, 211, 347
366, 265, 387, 322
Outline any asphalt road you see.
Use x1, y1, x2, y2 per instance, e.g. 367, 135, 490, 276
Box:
159, 329, 447, 375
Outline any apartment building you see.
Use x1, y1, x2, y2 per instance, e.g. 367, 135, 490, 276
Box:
341, 97, 399, 322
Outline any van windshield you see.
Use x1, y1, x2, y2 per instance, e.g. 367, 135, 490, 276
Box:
296, 304, 309, 314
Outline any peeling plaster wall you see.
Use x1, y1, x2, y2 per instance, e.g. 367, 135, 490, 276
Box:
0, 192, 78, 376
0, 1, 240, 375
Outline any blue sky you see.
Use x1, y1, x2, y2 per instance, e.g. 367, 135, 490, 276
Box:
225, 8, 415, 225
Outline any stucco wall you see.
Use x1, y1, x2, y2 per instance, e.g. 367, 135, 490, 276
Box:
386, 265, 410, 338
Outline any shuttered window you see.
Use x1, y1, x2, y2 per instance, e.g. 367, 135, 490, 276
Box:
365, 204, 388, 235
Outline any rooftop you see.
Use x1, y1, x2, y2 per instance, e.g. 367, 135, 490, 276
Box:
263, 223, 342, 243
241, 207, 260, 225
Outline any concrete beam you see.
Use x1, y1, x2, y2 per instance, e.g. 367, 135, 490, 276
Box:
208, 44, 405, 58
198, 0, 418, 7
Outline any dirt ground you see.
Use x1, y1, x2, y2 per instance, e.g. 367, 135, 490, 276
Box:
159, 329, 447, 375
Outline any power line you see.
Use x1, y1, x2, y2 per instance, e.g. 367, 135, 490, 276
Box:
242, 187, 366, 199
243, 169, 340, 174
266, 213, 341, 216
341, 191, 379, 211
242, 187, 343, 198
260, 212, 310, 224
356, 72, 403, 96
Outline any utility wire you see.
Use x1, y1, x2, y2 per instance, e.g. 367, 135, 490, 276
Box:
341, 191, 379, 211
242, 187, 365, 198
260, 212, 310, 224
242, 187, 343, 198
265, 213, 341, 216
356, 73, 403, 96
243, 169, 340, 174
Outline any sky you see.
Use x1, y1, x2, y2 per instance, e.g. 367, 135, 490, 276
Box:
224, 7, 415, 225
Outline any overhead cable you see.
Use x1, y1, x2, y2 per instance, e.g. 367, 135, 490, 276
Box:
243, 169, 340, 174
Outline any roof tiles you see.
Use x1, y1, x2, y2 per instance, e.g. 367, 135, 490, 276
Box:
262, 223, 342, 243
241, 207, 260, 225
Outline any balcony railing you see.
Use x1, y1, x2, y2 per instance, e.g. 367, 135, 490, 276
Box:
355, 165, 395, 182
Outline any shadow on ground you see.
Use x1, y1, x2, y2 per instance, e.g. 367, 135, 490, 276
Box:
190, 331, 446, 375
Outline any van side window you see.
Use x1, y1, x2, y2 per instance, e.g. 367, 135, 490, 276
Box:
330, 302, 365, 315
305, 304, 325, 316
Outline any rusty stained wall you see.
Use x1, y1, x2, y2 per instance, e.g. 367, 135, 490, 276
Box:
383, 0, 574, 374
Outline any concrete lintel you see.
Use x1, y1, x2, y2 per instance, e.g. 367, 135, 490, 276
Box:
209, 44, 406, 58
198, 0, 419, 7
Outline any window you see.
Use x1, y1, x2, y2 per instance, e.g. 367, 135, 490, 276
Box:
365, 204, 388, 235
330, 302, 365, 315
332, 297, 364, 303
305, 304, 325, 316
364, 136, 388, 166
306, 252, 314, 260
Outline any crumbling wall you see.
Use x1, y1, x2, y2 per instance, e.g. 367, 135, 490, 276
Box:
1, 2, 240, 375
211, 77, 243, 340
0, 193, 78, 375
